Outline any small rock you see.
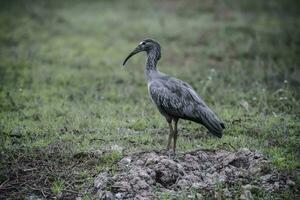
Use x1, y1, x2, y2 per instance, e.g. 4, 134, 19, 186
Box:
112, 181, 131, 192
287, 179, 295, 186
94, 172, 109, 188
240, 185, 254, 200
137, 180, 149, 190
196, 193, 203, 199
119, 156, 132, 166
115, 193, 123, 199
223, 154, 236, 165
240, 100, 249, 112
136, 159, 144, 165
242, 184, 253, 190
240, 190, 253, 200
260, 174, 272, 182
177, 179, 190, 189
223, 188, 232, 197
274, 182, 280, 190
103, 191, 114, 200
110, 144, 123, 152
138, 169, 151, 180
26, 195, 43, 200
134, 194, 149, 200
191, 182, 208, 190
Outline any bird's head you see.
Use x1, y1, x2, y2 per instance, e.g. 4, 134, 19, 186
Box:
123, 38, 161, 66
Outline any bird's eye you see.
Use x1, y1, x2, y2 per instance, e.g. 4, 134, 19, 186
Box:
140, 41, 146, 45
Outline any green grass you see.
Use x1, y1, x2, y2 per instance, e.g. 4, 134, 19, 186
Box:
0, 0, 299, 199
51, 180, 65, 197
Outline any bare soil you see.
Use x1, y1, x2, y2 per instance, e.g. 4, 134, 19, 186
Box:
93, 148, 296, 199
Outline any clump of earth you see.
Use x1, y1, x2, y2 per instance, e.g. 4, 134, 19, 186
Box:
93, 148, 296, 199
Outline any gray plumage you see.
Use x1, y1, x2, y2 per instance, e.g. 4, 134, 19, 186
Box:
123, 39, 225, 153
148, 76, 224, 137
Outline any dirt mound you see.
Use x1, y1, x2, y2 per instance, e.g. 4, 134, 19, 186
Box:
93, 148, 295, 199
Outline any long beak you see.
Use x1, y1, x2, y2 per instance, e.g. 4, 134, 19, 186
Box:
122, 47, 142, 66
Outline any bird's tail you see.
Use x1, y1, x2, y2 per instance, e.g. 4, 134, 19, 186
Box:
196, 107, 225, 138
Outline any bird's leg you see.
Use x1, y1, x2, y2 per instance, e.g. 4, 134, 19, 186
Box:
166, 120, 174, 150
173, 119, 179, 155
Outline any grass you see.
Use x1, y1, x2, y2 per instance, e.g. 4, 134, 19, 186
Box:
0, 0, 299, 199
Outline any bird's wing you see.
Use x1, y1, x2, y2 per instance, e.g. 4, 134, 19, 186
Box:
149, 77, 224, 137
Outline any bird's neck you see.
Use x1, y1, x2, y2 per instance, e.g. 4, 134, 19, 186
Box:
145, 50, 159, 79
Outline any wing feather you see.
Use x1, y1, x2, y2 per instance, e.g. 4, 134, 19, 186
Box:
149, 77, 224, 137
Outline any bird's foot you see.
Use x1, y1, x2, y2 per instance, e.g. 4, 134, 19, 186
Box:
161, 149, 178, 160
167, 150, 177, 160
172, 151, 179, 161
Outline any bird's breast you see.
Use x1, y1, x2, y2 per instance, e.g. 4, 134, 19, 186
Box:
147, 82, 156, 104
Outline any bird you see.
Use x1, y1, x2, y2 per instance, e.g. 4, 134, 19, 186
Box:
123, 39, 225, 154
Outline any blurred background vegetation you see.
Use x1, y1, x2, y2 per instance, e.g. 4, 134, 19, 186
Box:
0, 0, 299, 199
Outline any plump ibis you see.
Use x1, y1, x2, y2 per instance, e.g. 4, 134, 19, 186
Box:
123, 39, 225, 154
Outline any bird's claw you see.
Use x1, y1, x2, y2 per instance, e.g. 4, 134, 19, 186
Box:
167, 150, 177, 160
173, 153, 178, 160
162, 149, 178, 160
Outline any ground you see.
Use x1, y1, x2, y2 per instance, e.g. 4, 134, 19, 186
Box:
93, 148, 295, 199
0, 0, 299, 199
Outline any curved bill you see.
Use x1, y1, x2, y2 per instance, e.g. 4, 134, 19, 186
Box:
122, 47, 141, 66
